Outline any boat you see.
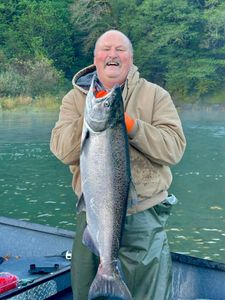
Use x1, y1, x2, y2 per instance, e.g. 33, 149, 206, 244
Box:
171, 252, 225, 300
0, 216, 74, 300
1, 216, 225, 300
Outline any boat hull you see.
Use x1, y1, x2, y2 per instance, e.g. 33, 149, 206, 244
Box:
1, 217, 225, 299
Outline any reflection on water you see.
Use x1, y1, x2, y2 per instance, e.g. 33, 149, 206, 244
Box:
0, 110, 225, 262
168, 108, 225, 262
0, 112, 76, 230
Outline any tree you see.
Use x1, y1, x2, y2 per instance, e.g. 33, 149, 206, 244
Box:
1, 0, 225, 102
0, 0, 75, 77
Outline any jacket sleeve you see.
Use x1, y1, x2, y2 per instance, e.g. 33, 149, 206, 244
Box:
50, 89, 84, 165
128, 86, 186, 166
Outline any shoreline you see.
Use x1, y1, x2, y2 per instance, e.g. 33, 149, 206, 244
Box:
0, 99, 225, 113
1, 93, 225, 112
176, 102, 225, 112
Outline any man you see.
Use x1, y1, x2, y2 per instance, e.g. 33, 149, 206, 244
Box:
50, 30, 186, 300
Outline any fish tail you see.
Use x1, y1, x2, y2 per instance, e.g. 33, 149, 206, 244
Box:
88, 264, 132, 300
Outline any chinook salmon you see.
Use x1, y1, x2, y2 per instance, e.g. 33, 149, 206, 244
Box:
79, 75, 136, 300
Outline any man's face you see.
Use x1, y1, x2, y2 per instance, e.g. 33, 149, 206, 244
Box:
94, 32, 133, 89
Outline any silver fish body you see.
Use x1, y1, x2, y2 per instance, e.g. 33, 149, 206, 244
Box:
79, 76, 134, 300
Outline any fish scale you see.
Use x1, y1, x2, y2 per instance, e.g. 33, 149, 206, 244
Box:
79, 75, 137, 300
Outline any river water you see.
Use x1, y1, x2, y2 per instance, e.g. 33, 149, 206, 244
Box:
0, 109, 225, 263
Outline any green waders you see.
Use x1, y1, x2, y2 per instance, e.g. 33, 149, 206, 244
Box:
71, 200, 173, 300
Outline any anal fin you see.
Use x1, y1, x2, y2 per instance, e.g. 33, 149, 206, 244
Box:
127, 180, 138, 208
83, 226, 99, 256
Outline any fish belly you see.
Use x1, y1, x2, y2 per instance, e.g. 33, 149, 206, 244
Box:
81, 125, 130, 261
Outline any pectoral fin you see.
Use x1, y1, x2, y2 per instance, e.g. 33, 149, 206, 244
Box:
76, 193, 86, 214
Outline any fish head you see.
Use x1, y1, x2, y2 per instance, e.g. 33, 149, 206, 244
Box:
85, 76, 124, 132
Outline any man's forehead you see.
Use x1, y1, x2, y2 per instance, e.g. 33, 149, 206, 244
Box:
94, 30, 133, 55
98, 32, 129, 45
98, 37, 129, 48
100, 42, 128, 49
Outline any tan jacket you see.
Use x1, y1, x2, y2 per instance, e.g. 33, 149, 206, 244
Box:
50, 64, 186, 214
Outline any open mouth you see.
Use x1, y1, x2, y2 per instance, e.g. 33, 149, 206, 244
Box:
105, 61, 120, 67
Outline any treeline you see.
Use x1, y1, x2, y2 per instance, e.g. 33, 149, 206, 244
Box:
1, 0, 225, 104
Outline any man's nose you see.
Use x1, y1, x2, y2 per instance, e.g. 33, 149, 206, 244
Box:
108, 48, 118, 57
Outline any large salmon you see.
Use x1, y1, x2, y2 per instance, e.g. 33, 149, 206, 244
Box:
79, 75, 136, 300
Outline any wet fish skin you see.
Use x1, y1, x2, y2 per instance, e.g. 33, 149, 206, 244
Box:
79, 76, 133, 300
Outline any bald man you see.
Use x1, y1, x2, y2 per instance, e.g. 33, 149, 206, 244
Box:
50, 30, 186, 300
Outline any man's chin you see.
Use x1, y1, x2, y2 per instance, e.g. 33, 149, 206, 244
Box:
105, 70, 120, 78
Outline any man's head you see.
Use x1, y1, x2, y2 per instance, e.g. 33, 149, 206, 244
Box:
94, 30, 133, 89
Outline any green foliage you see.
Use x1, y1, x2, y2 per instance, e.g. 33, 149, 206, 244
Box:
120, 0, 225, 102
0, 70, 26, 97
70, 0, 118, 68
0, 0, 75, 76
0, 0, 225, 104
0, 57, 65, 98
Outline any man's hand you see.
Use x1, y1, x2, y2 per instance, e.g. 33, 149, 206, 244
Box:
124, 112, 135, 133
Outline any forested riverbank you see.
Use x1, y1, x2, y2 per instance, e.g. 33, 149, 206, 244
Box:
1, 0, 225, 108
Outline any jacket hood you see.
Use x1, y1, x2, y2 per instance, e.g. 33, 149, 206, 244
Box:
72, 64, 96, 94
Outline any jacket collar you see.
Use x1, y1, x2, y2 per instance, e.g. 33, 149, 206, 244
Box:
72, 64, 139, 95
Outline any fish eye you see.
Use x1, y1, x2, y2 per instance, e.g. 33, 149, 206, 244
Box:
104, 101, 110, 107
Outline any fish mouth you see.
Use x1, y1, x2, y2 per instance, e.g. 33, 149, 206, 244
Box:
94, 88, 115, 103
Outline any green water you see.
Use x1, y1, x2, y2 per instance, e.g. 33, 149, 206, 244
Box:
0, 110, 225, 262
168, 109, 225, 262
0, 112, 76, 230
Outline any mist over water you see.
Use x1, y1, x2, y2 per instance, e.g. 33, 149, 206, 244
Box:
0, 109, 225, 262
